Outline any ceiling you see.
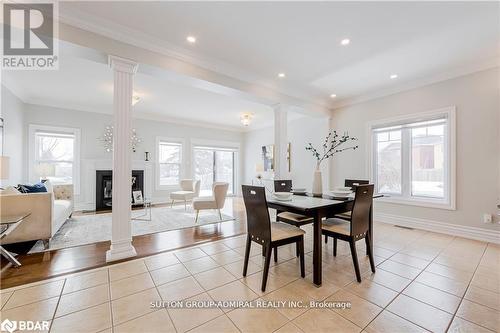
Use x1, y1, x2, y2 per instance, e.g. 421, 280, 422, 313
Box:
3, 46, 277, 131
59, 1, 500, 107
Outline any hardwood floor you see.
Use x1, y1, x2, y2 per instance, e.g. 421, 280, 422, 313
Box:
0, 198, 246, 289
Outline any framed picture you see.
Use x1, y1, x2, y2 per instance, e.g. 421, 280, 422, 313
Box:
132, 190, 143, 204
261, 144, 274, 171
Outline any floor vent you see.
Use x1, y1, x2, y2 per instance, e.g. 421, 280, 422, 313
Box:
394, 225, 415, 230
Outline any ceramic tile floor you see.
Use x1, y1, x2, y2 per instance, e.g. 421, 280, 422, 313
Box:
1, 222, 499, 333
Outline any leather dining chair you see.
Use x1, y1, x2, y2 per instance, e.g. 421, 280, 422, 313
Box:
273, 180, 313, 227
241, 185, 305, 292
322, 184, 376, 282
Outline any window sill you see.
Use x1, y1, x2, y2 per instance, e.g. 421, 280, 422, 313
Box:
377, 196, 456, 211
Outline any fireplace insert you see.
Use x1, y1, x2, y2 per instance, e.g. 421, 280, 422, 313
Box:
95, 170, 144, 211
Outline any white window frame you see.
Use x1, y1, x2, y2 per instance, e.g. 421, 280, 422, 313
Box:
190, 138, 241, 197
367, 107, 456, 210
28, 124, 81, 195
156, 136, 185, 190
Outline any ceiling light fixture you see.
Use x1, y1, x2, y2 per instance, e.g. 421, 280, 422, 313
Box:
330, 94, 337, 98
278, 73, 286, 78
186, 36, 196, 43
390, 74, 398, 79
241, 113, 253, 127
340, 38, 350, 46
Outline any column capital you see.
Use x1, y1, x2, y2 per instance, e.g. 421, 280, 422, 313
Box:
109, 55, 138, 74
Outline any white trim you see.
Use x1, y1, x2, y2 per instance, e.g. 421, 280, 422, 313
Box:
28, 124, 81, 195
367, 106, 456, 210
375, 212, 500, 244
155, 136, 186, 191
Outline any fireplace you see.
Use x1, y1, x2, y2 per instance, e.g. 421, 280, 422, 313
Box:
95, 170, 144, 211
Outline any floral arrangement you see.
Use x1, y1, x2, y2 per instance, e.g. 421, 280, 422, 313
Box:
306, 131, 359, 167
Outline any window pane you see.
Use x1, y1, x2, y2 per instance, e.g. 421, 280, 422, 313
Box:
215, 151, 234, 194
159, 144, 181, 163
194, 149, 214, 196
376, 130, 402, 194
37, 135, 74, 161
411, 125, 445, 198
45, 162, 73, 184
159, 163, 180, 186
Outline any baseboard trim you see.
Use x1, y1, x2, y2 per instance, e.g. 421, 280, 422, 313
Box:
375, 213, 500, 244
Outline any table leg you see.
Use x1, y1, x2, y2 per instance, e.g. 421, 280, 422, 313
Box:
0, 246, 21, 267
313, 211, 322, 286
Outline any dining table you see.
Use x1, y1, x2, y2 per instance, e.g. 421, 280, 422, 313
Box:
267, 192, 380, 286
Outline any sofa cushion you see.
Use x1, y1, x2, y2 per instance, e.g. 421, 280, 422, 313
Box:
18, 182, 47, 193
0, 186, 21, 195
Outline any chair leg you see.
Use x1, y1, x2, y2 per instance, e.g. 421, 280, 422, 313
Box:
261, 244, 272, 292
365, 237, 369, 255
349, 239, 362, 282
195, 210, 199, 223
324, 235, 328, 244
296, 242, 300, 257
333, 237, 337, 257
299, 237, 305, 278
243, 235, 251, 276
273, 246, 278, 262
366, 234, 376, 273
218, 209, 222, 220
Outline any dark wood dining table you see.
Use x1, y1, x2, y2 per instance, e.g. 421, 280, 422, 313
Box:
267, 193, 379, 286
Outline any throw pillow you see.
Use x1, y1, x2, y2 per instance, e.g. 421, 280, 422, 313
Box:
17, 182, 48, 193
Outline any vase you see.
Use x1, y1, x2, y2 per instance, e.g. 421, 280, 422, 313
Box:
312, 166, 323, 197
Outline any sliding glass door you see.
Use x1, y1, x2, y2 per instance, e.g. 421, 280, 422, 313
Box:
193, 146, 235, 196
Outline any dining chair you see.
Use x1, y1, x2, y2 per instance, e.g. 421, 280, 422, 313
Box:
273, 180, 313, 227
192, 182, 228, 223
325, 178, 370, 244
322, 184, 375, 282
241, 185, 305, 292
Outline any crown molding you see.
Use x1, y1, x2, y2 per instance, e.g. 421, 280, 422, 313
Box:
330, 57, 500, 110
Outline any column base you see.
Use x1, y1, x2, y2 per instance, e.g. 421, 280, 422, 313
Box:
106, 239, 137, 262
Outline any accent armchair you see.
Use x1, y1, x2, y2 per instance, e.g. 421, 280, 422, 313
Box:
170, 179, 201, 210
192, 182, 229, 222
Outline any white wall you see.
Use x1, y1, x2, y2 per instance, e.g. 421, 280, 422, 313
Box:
243, 114, 330, 191
22, 104, 244, 209
330, 68, 500, 231
1, 85, 25, 186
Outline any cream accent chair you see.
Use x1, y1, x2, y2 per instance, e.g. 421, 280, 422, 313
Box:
170, 179, 201, 210
192, 182, 229, 223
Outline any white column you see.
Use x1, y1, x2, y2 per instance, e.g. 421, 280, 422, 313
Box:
106, 55, 138, 262
273, 104, 289, 179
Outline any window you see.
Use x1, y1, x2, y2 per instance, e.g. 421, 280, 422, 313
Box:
370, 108, 455, 209
158, 140, 182, 186
29, 125, 81, 194
193, 146, 236, 196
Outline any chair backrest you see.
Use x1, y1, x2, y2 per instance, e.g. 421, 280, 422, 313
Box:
241, 185, 271, 246
345, 179, 369, 191
274, 179, 292, 192
350, 184, 374, 237
180, 179, 194, 191
193, 180, 201, 197
213, 182, 229, 208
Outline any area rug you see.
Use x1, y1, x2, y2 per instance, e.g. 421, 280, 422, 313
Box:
29, 205, 235, 253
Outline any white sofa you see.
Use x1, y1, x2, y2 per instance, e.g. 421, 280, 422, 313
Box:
0, 184, 74, 245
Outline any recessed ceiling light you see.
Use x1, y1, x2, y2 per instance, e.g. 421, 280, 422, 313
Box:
278, 73, 286, 78
330, 94, 337, 98
186, 36, 196, 43
390, 74, 398, 79
340, 38, 350, 46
